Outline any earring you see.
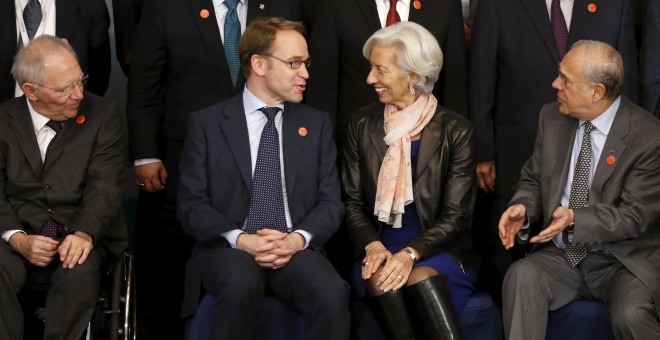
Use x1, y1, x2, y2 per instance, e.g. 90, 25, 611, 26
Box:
409, 85, 416, 95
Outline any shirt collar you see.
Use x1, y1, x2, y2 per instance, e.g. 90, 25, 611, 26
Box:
582, 96, 620, 135
242, 85, 284, 117
26, 97, 50, 133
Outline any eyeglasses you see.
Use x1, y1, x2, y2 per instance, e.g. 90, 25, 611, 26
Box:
263, 54, 311, 69
35, 74, 88, 97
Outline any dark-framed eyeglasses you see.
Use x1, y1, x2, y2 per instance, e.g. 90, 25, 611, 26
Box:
35, 74, 89, 97
263, 54, 311, 69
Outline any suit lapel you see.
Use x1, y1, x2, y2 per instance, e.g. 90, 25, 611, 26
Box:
55, 0, 77, 40
247, 0, 272, 20
568, 0, 596, 45
356, 0, 383, 32
189, 0, 234, 90
590, 100, 629, 203
220, 96, 253, 189
416, 111, 442, 179
549, 117, 578, 208
368, 113, 388, 163
522, 0, 561, 62
282, 103, 303, 197
6, 99, 43, 177
408, 0, 435, 29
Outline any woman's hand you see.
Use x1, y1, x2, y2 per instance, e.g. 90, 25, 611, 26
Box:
377, 251, 414, 292
361, 241, 391, 280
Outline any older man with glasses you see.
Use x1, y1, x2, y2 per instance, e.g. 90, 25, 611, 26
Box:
0, 34, 127, 340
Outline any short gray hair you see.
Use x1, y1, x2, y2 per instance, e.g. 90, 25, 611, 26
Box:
569, 40, 624, 99
363, 21, 443, 94
11, 35, 78, 86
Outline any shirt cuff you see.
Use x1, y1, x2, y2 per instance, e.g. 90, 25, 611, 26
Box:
293, 230, 312, 250
2, 230, 26, 243
134, 158, 161, 167
516, 214, 530, 241
221, 229, 245, 248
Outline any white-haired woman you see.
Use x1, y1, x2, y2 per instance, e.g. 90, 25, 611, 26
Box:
342, 21, 479, 339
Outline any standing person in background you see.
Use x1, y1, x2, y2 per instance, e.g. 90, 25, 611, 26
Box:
126, 0, 302, 337
640, 0, 660, 117
468, 0, 638, 305
0, 0, 111, 103
111, 0, 145, 76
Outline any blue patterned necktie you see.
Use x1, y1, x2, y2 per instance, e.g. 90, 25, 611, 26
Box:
224, 0, 241, 88
41, 120, 66, 238
245, 107, 288, 234
565, 121, 595, 267
551, 0, 569, 60
18, 0, 43, 48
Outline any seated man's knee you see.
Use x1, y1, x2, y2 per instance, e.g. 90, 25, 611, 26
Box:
0, 248, 26, 292
609, 300, 657, 333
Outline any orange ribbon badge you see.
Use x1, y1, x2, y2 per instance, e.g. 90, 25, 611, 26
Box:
200, 9, 210, 19
76, 115, 85, 125
298, 127, 308, 137
607, 155, 615, 165
413, 1, 421, 10
587, 3, 597, 13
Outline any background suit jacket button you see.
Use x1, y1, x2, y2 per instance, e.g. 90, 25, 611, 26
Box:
44, 183, 52, 190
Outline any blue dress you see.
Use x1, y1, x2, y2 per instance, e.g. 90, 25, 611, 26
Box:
351, 140, 478, 313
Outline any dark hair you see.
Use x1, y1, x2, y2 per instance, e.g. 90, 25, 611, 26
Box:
239, 17, 306, 78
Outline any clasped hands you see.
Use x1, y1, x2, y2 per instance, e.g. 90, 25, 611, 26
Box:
9, 231, 94, 269
499, 204, 574, 249
361, 241, 414, 293
237, 229, 305, 270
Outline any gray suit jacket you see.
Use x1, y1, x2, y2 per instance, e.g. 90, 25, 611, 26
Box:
0, 94, 128, 256
177, 94, 344, 317
510, 97, 660, 316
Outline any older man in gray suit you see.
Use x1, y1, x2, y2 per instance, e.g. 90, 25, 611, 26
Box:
0, 35, 127, 340
499, 40, 660, 339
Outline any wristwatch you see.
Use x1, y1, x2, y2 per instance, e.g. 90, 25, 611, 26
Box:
403, 248, 417, 264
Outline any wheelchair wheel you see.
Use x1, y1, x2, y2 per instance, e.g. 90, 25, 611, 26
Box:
90, 250, 136, 340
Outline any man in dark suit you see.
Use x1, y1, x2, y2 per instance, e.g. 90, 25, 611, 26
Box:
468, 0, 638, 302
0, 0, 111, 102
177, 18, 349, 339
0, 35, 127, 340
498, 40, 660, 339
126, 0, 302, 335
640, 0, 660, 117
306, 0, 468, 142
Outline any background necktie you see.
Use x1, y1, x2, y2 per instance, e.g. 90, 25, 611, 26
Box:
565, 121, 595, 267
245, 107, 288, 234
40, 120, 66, 238
18, 0, 43, 49
551, 0, 569, 60
386, 0, 400, 27
224, 0, 241, 88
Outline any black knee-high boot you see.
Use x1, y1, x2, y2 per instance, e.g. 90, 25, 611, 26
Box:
366, 289, 417, 340
406, 274, 463, 340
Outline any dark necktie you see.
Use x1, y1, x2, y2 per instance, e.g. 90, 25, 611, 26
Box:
224, 0, 241, 88
565, 121, 595, 267
41, 120, 66, 238
18, 0, 43, 49
386, 0, 400, 27
245, 107, 288, 234
551, 0, 569, 60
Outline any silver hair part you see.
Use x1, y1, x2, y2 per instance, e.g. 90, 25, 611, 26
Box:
363, 21, 443, 94
569, 40, 624, 99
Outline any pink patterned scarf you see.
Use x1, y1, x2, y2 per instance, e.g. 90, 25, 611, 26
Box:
374, 94, 437, 227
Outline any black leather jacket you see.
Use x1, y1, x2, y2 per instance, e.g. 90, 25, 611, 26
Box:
341, 102, 479, 269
